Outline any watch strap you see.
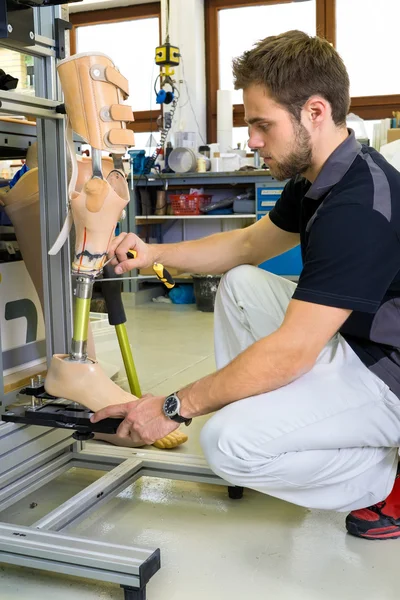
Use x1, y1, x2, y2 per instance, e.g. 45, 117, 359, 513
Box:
165, 392, 192, 426
170, 413, 191, 424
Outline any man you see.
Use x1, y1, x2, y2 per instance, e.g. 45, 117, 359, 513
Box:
91, 30, 400, 540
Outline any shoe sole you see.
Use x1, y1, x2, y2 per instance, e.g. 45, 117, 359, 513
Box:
346, 521, 400, 540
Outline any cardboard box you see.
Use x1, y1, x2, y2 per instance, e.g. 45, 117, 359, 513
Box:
387, 129, 400, 144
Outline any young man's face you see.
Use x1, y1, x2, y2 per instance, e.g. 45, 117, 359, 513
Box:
244, 84, 313, 180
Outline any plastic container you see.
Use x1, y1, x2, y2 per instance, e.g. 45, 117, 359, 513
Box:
211, 152, 221, 172
220, 153, 241, 171
192, 274, 222, 312
175, 131, 196, 148
170, 193, 213, 215
197, 157, 207, 172
198, 145, 211, 159
347, 113, 368, 144
168, 147, 197, 173
253, 149, 261, 168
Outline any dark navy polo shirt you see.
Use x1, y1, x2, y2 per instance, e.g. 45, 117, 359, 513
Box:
269, 130, 400, 398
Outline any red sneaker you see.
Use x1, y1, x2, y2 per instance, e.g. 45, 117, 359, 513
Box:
346, 468, 400, 540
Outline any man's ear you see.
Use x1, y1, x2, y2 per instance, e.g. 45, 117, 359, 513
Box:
302, 96, 330, 126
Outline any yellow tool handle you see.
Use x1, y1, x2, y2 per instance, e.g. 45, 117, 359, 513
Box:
126, 250, 175, 289
152, 262, 175, 289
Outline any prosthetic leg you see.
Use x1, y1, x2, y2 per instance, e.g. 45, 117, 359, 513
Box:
45, 52, 187, 448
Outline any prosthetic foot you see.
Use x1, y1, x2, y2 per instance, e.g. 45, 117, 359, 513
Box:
95, 431, 188, 449
44, 352, 135, 412
46, 52, 187, 450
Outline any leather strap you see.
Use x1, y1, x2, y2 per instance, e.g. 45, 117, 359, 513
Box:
106, 129, 135, 148
48, 117, 76, 255
90, 64, 130, 100
110, 104, 134, 122
48, 201, 73, 255
105, 66, 129, 99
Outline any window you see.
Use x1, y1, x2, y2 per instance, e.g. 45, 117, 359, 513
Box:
76, 20, 159, 112
206, 0, 400, 142
336, 0, 399, 97
0, 49, 34, 96
219, 2, 316, 104
129, 131, 161, 153
70, 3, 161, 133
232, 127, 250, 152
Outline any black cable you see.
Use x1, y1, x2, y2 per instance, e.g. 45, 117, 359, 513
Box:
153, 73, 162, 97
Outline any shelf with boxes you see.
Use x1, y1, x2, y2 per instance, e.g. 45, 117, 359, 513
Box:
130, 171, 269, 220
122, 172, 302, 293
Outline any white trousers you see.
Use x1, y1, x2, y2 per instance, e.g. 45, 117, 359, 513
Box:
200, 266, 400, 511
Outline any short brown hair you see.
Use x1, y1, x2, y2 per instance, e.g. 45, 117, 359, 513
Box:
233, 30, 350, 126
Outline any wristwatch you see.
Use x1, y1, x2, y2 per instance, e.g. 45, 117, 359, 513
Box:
162, 392, 192, 426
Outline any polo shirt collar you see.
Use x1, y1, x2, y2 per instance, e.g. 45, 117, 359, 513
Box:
305, 129, 362, 200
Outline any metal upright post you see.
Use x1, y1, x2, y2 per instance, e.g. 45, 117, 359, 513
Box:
35, 5, 72, 359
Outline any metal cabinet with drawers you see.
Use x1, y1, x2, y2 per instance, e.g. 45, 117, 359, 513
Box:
256, 181, 302, 279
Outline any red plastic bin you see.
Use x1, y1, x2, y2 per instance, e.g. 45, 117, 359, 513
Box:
170, 193, 212, 216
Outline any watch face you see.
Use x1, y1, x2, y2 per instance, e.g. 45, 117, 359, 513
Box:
164, 395, 179, 417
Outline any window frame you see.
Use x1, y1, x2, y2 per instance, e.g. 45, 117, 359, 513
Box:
69, 2, 162, 133
205, 0, 400, 141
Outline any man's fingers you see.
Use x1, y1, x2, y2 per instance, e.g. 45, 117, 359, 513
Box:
116, 418, 134, 439
111, 233, 142, 274
108, 232, 128, 258
90, 403, 130, 423
114, 257, 140, 275
115, 233, 139, 260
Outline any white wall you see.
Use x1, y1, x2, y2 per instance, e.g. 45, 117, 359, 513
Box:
161, 0, 207, 148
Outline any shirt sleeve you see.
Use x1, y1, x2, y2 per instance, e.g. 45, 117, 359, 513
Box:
293, 202, 400, 313
268, 177, 304, 233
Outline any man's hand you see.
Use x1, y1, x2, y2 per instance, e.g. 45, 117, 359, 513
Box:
108, 232, 158, 275
90, 394, 179, 445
